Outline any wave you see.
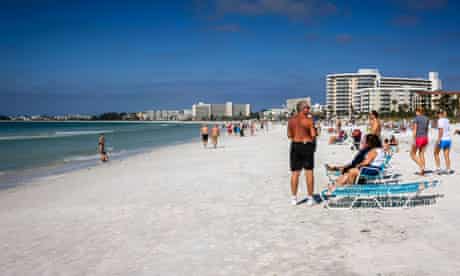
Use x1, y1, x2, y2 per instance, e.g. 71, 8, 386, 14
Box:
55, 130, 114, 136
63, 149, 125, 163
0, 130, 114, 141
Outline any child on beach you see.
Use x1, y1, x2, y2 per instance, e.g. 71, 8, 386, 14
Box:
98, 134, 109, 162
389, 135, 398, 153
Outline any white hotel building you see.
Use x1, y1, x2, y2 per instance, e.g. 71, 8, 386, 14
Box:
326, 69, 442, 117
192, 102, 251, 120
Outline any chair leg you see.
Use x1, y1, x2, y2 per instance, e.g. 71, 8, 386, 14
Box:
349, 196, 359, 209
373, 197, 384, 209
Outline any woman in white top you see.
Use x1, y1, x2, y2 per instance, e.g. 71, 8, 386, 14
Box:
434, 110, 453, 174
330, 134, 384, 188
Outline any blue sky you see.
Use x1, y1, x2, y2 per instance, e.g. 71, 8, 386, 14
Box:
1, 0, 460, 115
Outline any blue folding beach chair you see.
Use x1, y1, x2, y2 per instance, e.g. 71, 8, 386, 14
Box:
320, 179, 441, 209
355, 153, 397, 184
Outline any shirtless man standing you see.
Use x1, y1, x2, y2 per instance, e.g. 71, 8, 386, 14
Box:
211, 124, 220, 149
287, 101, 317, 206
200, 124, 209, 148
361, 110, 381, 149
369, 110, 382, 137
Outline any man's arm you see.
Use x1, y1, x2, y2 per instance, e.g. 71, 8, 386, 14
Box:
438, 121, 443, 142
287, 120, 293, 139
310, 123, 317, 139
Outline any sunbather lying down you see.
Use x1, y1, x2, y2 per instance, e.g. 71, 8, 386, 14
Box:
328, 134, 384, 191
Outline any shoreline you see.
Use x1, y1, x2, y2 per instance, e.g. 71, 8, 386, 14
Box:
0, 135, 200, 190
0, 120, 254, 124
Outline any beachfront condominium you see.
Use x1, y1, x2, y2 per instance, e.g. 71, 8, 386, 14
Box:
192, 102, 251, 120
326, 69, 442, 117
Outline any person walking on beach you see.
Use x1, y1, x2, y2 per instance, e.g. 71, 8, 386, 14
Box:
369, 110, 381, 137
250, 120, 256, 136
200, 124, 209, 148
211, 124, 220, 149
98, 134, 109, 162
227, 122, 233, 136
411, 108, 430, 175
287, 101, 317, 206
434, 110, 453, 174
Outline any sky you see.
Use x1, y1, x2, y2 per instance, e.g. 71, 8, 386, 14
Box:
1, 0, 460, 115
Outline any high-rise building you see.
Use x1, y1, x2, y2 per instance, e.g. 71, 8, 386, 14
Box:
232, 103, 251, 118
192, 102, 211, 120
326, 69, 441, 116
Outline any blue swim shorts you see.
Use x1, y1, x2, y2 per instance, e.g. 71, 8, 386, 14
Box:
439, 140, 451, 150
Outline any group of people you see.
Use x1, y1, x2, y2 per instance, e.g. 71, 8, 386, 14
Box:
324, 112, 384, 192
411, 108, 452, 175
200, 124, 221, 149
288, 105, 455, 206
200, 120, 267, 149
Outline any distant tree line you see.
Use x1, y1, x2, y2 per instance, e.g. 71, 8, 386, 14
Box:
0, 115, 10, 120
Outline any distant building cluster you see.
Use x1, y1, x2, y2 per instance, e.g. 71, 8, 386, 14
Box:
138, 110, 192, 121
11, 68, 460, 123
326, 68, 444, 117
192, 102, 251, 120
6, 114, 93, 121
261, 97, 325, 121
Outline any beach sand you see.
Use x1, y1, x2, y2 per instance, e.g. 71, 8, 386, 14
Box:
1, 124, 460, 275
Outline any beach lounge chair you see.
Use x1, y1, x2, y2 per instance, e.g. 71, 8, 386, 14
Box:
320, 180, 441, 209
355, 153, 397, 184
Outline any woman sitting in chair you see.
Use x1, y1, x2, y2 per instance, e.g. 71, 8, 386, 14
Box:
326, 139, 371, 175
328, 134, 384, 189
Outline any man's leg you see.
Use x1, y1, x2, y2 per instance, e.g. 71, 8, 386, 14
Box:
410, 145, 421, 169
434, 144, 441, 170
419, 147, 426, 173
346, 168, 360, 184
305, 169, 314, 197
290, 171, 300, 197
444, 148, 451, 171
334, 174, 348, 187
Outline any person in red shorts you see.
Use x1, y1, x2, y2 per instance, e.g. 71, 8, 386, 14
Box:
411, 107, 430, 175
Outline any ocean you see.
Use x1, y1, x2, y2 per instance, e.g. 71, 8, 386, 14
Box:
0, 121, 200, 187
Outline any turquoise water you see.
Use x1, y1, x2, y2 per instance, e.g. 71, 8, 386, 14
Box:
0, 122, 200, 183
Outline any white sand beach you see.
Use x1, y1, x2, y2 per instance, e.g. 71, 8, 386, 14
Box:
1, 124, 460, 275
